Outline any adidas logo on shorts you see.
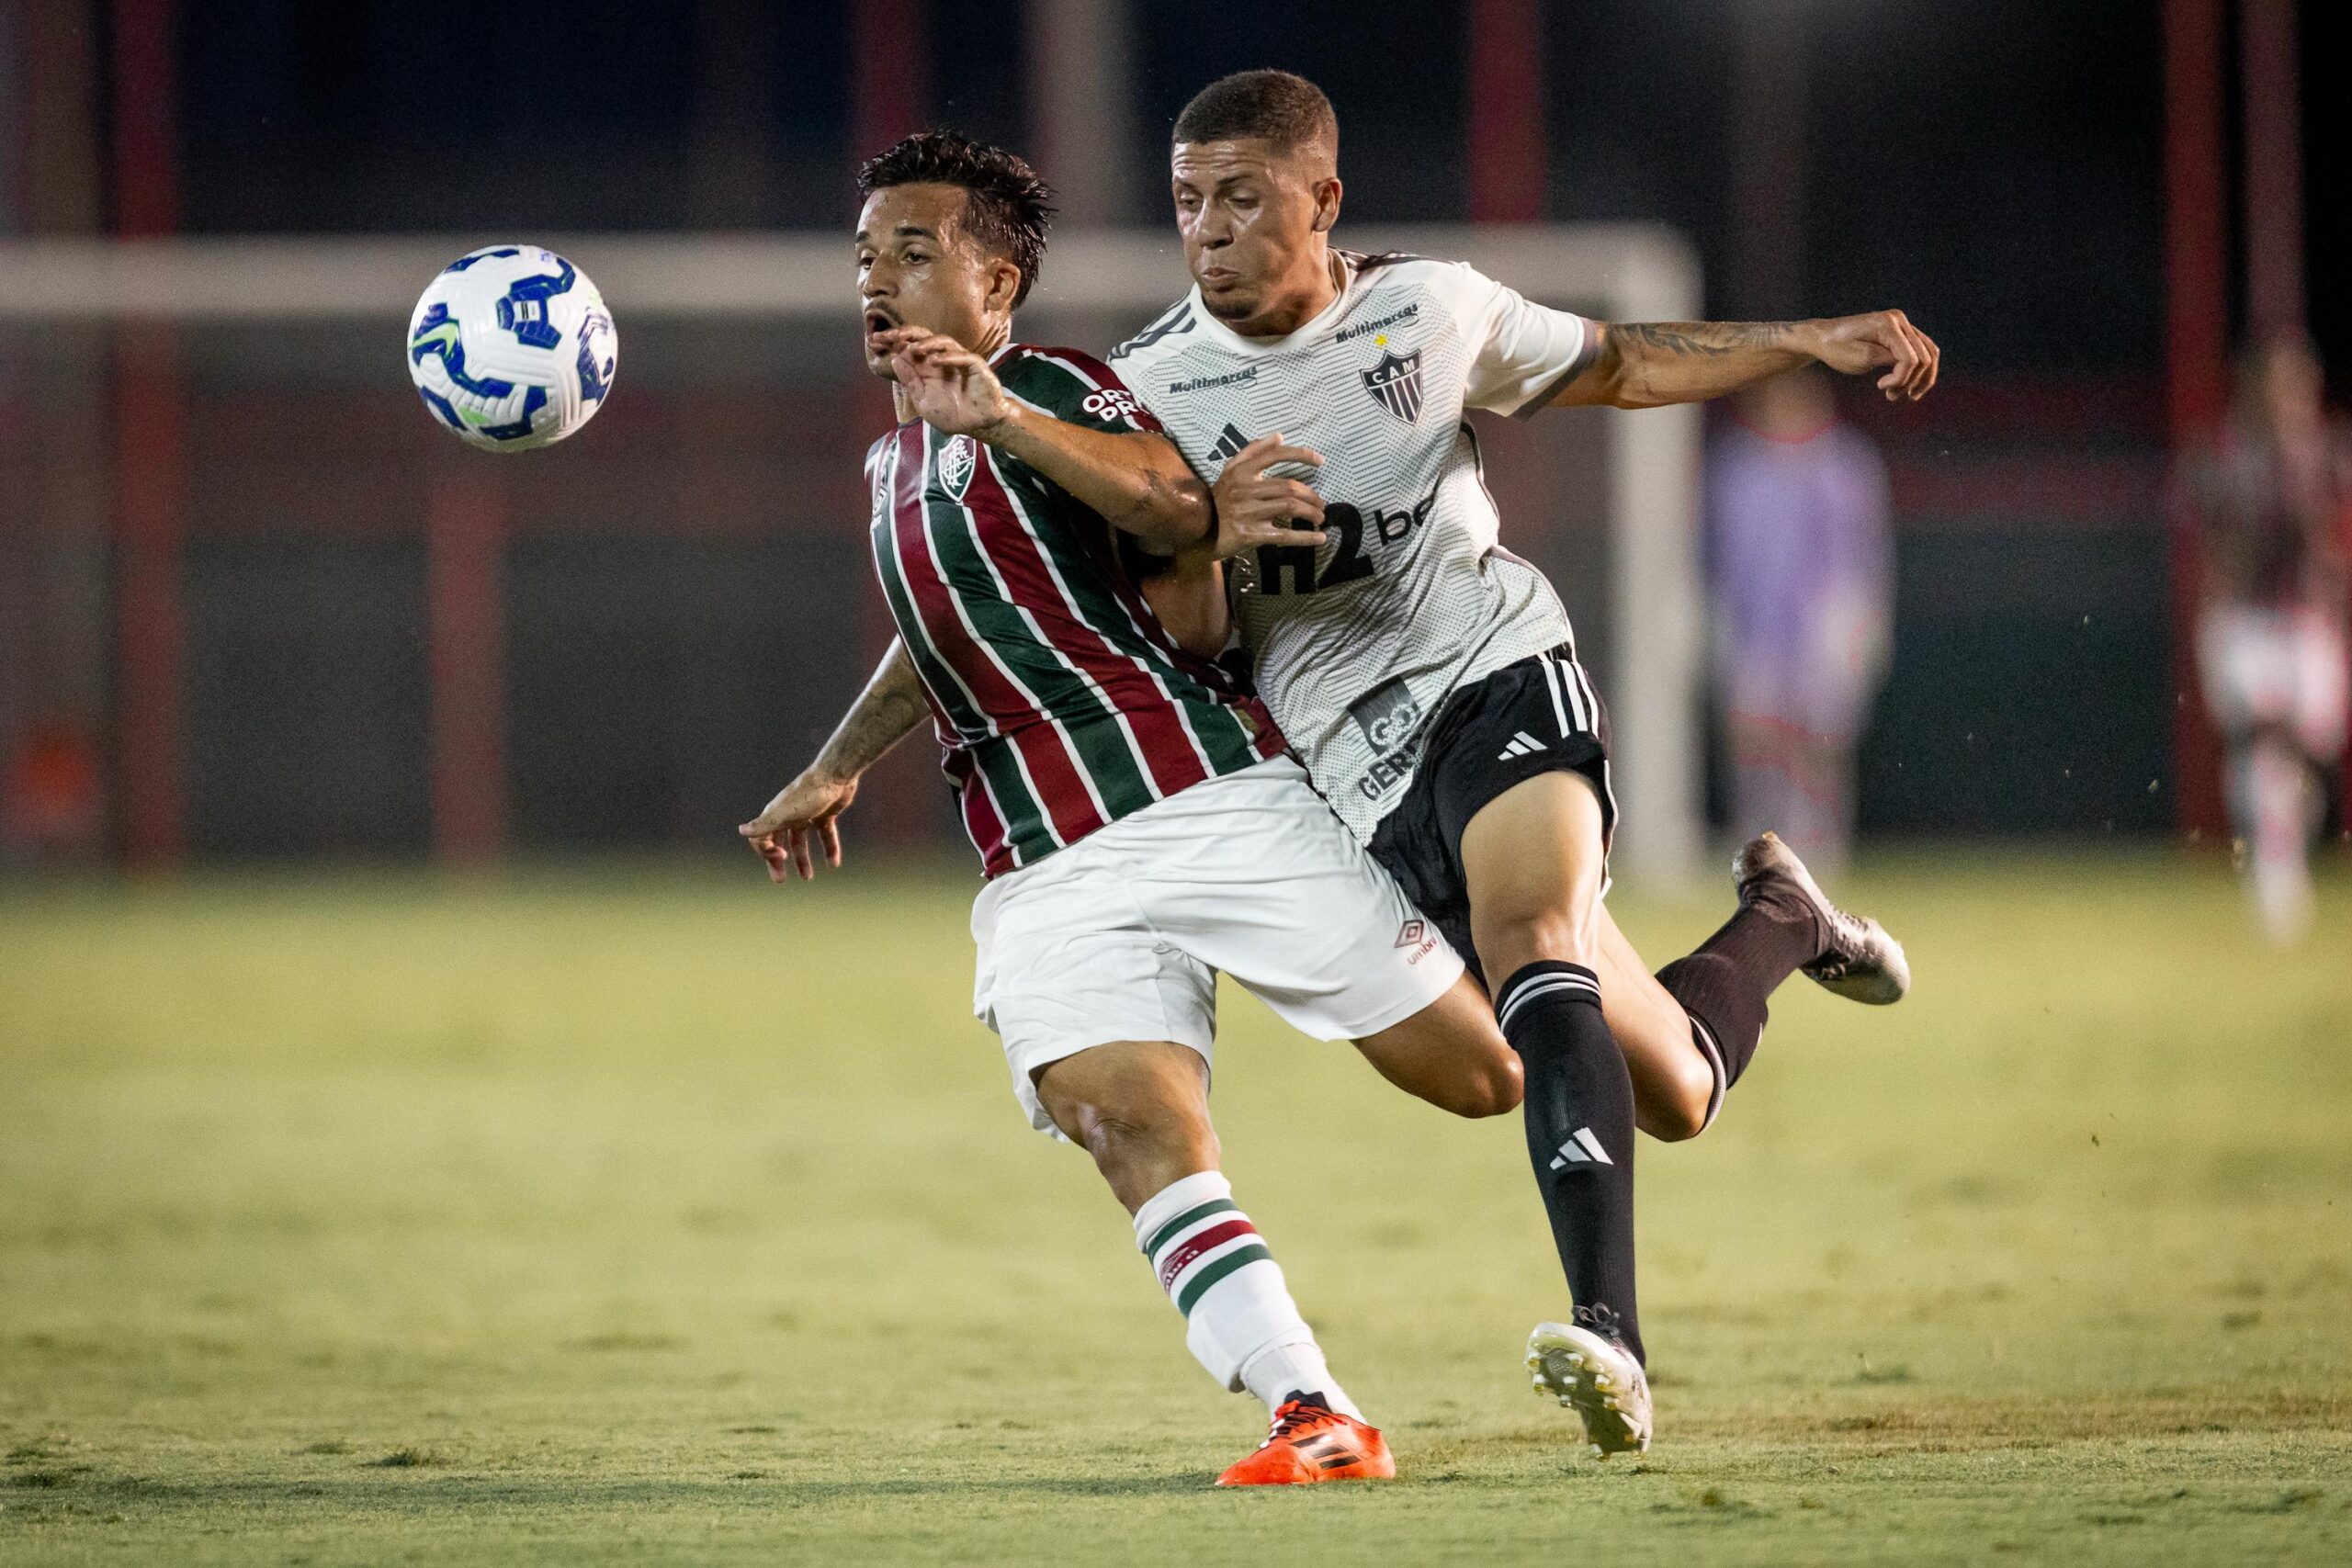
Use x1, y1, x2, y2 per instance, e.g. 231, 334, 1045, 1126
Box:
1497, 730, 1547, 761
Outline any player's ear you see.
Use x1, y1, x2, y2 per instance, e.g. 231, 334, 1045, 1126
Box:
1311, 175, 1343, 234
983, 255, 1024, 319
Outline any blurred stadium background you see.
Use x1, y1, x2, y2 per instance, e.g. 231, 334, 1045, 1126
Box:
3, 0, 2343, 873
4, 3, 2349, 1563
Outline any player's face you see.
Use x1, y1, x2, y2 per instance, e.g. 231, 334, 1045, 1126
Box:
854, 184, 998, 378
1170, 138, 1340, 332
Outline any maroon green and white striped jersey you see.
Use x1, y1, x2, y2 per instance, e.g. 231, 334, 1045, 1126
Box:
867, 344, 1285, 877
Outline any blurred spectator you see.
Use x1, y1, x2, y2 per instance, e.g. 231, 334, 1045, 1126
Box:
1704, 367, 1894, 874
2175, 335, 2352, 943
2, 717, 106, 867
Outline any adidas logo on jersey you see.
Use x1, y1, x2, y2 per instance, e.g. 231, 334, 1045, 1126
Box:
1209, 423, 1251, 462
1496, 730, 1547, 761
1548, 1127, 1614, 1169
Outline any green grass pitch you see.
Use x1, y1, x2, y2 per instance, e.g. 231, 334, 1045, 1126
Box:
3, 852, 2347, 1565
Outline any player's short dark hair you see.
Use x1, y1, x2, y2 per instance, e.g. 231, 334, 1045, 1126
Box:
1171, 70, 1338, 156
857, 130, 1054, 308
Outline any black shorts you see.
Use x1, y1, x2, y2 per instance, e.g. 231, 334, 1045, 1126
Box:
1367, 647, 1615, 986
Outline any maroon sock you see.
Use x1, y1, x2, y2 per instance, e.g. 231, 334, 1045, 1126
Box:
1655, 897, 1825, 1089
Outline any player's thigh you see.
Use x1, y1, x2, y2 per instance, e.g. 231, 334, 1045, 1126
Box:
974, 847, 1218, 1141
2291, 615, 2349, 758
1591, 903, 1717, 1142
1349, 971, 1521, 1118
1457, 769, 1610, 977
1141, 761, 1466, 1047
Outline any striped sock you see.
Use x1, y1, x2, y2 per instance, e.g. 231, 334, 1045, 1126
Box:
1133, 1171, 1361, 1420
1497, 959, 1645, 1367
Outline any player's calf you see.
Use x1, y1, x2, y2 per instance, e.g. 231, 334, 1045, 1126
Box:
1036, 1039, 1222, 1213
1036, 1042, 1385, 1483
1461, 773, 1649, 1371
1589, 908, 1718, 1142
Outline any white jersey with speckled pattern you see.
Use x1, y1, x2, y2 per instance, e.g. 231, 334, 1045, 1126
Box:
1112, 251, 1596, 840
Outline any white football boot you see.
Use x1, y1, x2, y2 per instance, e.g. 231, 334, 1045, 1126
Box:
1734, 831, 1911, 1005
1526, 1322, 1652, 1458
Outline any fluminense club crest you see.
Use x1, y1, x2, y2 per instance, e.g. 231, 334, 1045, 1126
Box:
1361, 349, 1424, 423
935, 434, 977, 500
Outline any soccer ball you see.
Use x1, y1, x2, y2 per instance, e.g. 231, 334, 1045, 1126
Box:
406, 245, 618, 451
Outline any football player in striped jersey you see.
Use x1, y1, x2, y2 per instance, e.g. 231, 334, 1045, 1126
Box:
1125, 70, 1931, 1456
741, 132, 1536, 1485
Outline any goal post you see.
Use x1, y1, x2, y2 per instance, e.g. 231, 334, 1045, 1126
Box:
0, 224, 1704, 883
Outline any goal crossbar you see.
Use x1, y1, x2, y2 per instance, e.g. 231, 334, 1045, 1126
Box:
0, 224, 1703, 883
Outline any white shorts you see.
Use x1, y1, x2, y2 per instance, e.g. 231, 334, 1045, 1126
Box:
2198, 604, 2348, 760
970, 754, 1466, 1136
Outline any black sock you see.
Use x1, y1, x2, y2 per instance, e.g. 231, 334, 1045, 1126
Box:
1656, 894, 1826, 1091
1496, 960, 1644, 1367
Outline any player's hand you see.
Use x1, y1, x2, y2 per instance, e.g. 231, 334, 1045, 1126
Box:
876, 327, 1018, 440
1802, 310, 1939, 402
738, 769, 858, 884
1209, 434, 1329, 558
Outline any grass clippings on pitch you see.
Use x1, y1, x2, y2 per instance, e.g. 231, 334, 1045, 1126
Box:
2, 852, 2347, 1565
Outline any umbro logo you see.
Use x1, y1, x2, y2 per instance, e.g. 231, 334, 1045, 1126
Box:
1395, 918, 1437, 964
1497, 729, 1547, 761
1548, 1127, 1615, 1169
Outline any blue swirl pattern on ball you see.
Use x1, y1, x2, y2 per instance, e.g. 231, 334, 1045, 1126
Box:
494, 259, 577, 350
575, 310, 616, 405
408, 246, 615, 450
408, 301, 549, 443
409, 303, 515, 398
441, 247, 521, 273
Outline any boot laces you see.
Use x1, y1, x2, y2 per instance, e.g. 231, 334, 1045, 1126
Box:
1267, 1398, 1340, 1443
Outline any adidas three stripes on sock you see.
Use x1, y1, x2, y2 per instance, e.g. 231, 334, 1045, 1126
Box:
1496, 960, 1645, 1367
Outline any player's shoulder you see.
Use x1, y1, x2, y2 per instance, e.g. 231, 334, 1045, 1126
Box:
998, 342, 1126, 397
1108, 298, 1204, 370
1342, 249, 1503, 319
999, 344, 1157, 433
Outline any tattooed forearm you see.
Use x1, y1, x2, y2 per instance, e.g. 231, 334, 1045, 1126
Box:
812, 641, 927, 780
1571, 318, 1814, 409
1616, 321, 1796, 357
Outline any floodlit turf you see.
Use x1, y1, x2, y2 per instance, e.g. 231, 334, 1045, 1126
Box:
3, 851, 2347, 1565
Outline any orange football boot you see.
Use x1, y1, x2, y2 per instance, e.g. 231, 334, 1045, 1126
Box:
1215, 1398, 1396, 1486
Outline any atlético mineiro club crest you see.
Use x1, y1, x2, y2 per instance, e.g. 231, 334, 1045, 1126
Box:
936, 434, 977, 500
1361, 349, 1424, 423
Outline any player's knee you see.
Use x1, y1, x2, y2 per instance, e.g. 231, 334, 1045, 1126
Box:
1052, 1085, 1214, 1174
1476, 909, 1599, 976
1432, 1053, 1523, 1119
1638, 1055, 1715, 1144
1644, 1092, 1709, 1144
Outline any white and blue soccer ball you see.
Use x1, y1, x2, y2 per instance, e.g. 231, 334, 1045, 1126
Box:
407, 245, 618, 451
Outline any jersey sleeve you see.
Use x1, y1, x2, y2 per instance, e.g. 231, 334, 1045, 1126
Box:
998, 346, 1166, 435
1453, 264, 1599, 420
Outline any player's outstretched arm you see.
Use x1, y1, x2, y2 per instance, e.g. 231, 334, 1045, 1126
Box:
737, 639, 926, 883
876, 327, 1213, 554
1553, 311, 1939, 410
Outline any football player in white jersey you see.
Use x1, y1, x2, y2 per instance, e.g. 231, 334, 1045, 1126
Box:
1120, 70, 1935, 1456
